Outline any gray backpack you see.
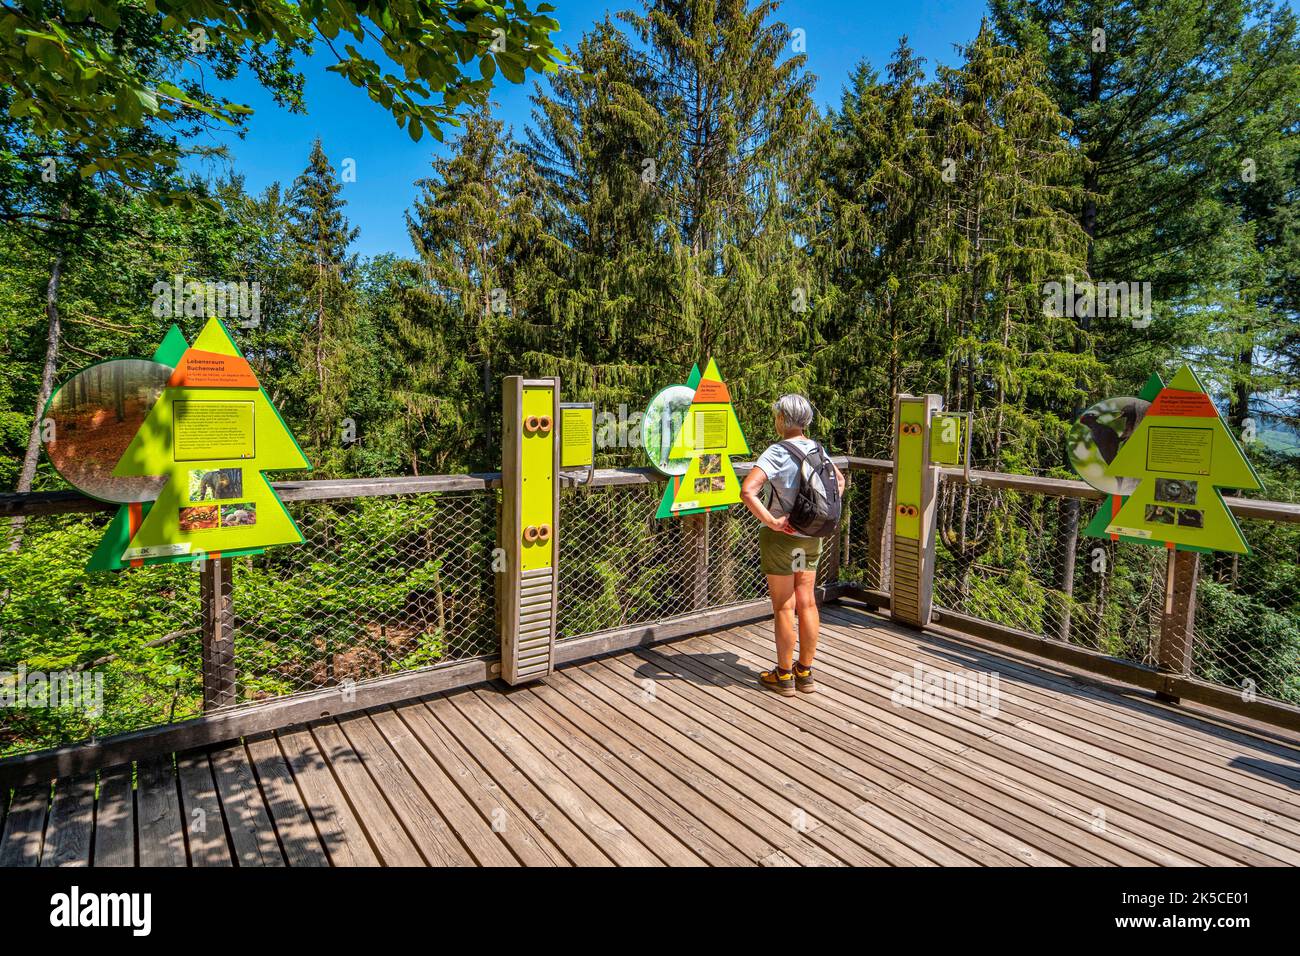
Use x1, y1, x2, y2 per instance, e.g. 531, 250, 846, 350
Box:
778, 440, 842, 538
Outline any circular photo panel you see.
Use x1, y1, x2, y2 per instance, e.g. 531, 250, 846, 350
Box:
43, 359, 173, 503
1068, 396, 1150, 497
641, 383, 696, 476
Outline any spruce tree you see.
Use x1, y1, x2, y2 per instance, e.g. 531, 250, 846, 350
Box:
286, 139, 364, 474
812, 40, 931, 456
394, 104, 539, 472
618, 0, 821, 437
990, 0, 1300, 385
520, 18, 672, 413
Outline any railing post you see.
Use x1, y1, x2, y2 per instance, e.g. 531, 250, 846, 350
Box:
867, 471, 891, 591
200, 555, 237, 710
889, 394, 943, 627
823, 483, 843, 586
686, 512, 710, 609
1155, 548, 1199, 702
498, 375, 560, 684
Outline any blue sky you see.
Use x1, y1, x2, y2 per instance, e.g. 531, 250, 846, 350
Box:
187, 0, 990, 258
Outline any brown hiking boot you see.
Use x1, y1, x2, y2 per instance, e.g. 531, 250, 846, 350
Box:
793, 662, 816, 694
759, 666, 796, 697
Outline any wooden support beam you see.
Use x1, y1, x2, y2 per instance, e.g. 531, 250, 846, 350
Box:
200, 556, 236, 710
498, 376, 560, 685
867, 471, 891, 591
889, 393, 942, 627
1155, 548, 1200, 703
685, 512, 710, 610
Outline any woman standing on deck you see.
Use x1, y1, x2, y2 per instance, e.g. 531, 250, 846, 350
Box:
740, 394, 845, 697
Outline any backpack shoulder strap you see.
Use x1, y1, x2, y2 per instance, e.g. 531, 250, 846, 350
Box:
778, 439, 810, 464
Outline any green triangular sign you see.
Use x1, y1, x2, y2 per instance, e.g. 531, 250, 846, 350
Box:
1097, 365, 1262, 554
90, 317, 310, 570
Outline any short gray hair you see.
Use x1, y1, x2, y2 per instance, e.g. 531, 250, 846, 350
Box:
773, 393, 814, 430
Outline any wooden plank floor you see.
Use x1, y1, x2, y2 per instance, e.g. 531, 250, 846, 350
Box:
3, 604, 1299, 866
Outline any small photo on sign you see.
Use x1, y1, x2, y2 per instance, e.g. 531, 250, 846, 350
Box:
699, 453, 721, 475
188, 467, 243, 502
178, 505, 220, 532
1145, 504, 1177, 526
708, 475, 726, 491
219, 503, 257, 527
694, 477, 712, 494
1177, 508, 1204, 528
1154, 478, 1197, 505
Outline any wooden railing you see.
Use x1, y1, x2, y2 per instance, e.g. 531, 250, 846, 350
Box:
1, 455, 1298, 786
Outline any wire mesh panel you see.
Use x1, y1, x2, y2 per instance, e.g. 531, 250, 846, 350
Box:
837, 467, 884, 589
705, 506, 770, 607
558, 482, 700, 638
1193, 517, 1300, 705
932, 478, 1162, 664
231, 490, 497, 703
0, 512, 203, 758
6, 463, 1296, 759
558, 475, 848, 642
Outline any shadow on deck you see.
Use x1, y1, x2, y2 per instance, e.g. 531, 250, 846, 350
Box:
3, 604, 1299, 866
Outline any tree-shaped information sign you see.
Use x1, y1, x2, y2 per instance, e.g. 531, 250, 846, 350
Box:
88, 317, 311, 570
1089, 365, 1262, 554
650, 359, 749, 518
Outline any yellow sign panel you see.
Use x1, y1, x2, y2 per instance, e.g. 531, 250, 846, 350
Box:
521, 385, 556, 572
1146, 426, 1213, 475
895, 401, 926, 540
173, 400, 256, 461
929, 412, 963, 466
560, 403, 595, 468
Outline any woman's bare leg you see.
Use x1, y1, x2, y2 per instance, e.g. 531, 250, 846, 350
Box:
793, 569, 819, 667
766, 573, 797, 669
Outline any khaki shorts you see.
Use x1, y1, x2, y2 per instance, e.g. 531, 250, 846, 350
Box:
759, 526, 822, 576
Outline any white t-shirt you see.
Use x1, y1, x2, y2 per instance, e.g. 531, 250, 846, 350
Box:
754, 437, 820, 517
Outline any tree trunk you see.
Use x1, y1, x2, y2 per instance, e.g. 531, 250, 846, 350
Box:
1229, 336, 1252, 430
114, 359, 126, 422
0, 247, 63, 680
8, 250, 65, 553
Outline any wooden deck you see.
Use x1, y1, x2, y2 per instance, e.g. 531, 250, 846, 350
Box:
3, 604, 1299, 866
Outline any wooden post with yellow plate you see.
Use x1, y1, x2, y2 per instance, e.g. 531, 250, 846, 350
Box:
890, 393, 944, 627
499, 376, 561, 684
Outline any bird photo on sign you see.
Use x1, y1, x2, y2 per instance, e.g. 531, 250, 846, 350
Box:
1068, 394, 1151, 497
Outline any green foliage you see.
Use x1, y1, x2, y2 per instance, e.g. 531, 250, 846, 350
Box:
0, 0, 566, 203
0, 514, 202, 756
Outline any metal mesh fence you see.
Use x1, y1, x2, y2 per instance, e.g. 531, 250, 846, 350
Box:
0, 512, 203, 759
232, 491, 498, 704
1192, 516, 1300, 705
837, 466, 885, 589
931, 478, 1163, 665
557, 479, 784, 640
5, 463, 1297, 758
558, 482, 696, 638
